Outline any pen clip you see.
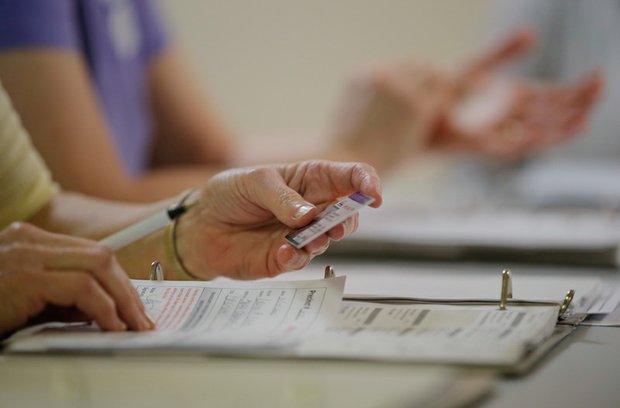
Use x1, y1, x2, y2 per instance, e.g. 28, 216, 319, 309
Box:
499, 269, 513, 311
150, 261, 165, 281
324, 265, 335, 279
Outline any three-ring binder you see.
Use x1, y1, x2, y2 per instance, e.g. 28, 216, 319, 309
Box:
147, 261, 576, 321
497, 268, 575, 320
148, 262, 338, 282
499, 269, 513, 310
149, 261, 164, 281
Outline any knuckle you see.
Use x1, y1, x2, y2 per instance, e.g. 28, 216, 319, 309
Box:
5, 242, 33, 256
98, 296, 118, 318
76, 275, 100, 297
350, 217, 360, 235
7, 268, 41, 285
277, 189, 296, 207
89, 245, 115, 269
247, 167, 273, 184
302, 160, 320, 174
301, 161, 325, 188
352, 162, 371, 179
6, 222, 37, 240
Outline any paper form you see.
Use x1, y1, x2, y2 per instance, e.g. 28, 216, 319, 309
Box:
276, 262, 609, 314
6, 277, 345, 352
135, 278, 336, 336
298, 301, 559, 366
580, 282, 620, 326
4, 275, 564, 368
350, 208, 620, 249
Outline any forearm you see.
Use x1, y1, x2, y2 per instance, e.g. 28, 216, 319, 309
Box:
0, 50, 231, 204
149, 47, 238, 167
27, 191, 188, 280
28, 192, 170, 240
121, 165, 220, 202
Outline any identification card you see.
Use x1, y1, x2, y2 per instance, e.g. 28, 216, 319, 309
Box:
285, 192, 375, 248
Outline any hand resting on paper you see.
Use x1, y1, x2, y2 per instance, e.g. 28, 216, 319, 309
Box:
0, 223, 154, 336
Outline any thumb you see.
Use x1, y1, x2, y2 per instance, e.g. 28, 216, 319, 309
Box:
248, 168, 317, 228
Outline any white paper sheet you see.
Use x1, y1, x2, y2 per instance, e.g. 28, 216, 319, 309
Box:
6, 277, 345, 352
299, 301, 559, 366
580, 282, 620, 326
5, 273, 565, 368
276, 263, 614, 314
351, 206, 620, 251
5, 275, 565, 368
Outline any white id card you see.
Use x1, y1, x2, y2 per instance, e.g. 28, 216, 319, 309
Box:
285, 192, 375, 248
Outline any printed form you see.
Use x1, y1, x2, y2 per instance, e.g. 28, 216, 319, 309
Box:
6, 277, 563, 367
6, 277, 345, 352
134, 276, 344, 343
299, 301, 559, 366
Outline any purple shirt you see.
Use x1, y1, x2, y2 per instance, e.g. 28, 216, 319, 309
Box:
0, 0, 169, 175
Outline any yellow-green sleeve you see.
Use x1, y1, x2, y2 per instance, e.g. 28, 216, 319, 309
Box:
0, 82, 58, 229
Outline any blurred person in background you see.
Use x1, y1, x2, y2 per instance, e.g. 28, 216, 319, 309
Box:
445, 0, 617, 207
0, 0, 601, 203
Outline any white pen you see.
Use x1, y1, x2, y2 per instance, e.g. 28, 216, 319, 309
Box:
99, 202, 190, 251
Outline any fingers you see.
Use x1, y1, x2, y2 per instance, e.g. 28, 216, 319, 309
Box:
275, 236, 329, 273
333, 162, 383, 208
326, 214, 359, 241
506, 71, 605, 155
0, 224, 154, 332
304, 234, 331, 258
329, 57, 453, 172
246, 167, 318, 228
459, 28, 536, 85
35, 272, 129, 331
285, 161, 383, 209
448, 67, 605, 161
0, 222, 93, 247
576, 70, 604, 106
1, 267, 131, 333
276, 244, 310, 272
38, 245, 153, 331
247, 161, 382, 230
274, 214, 358, 274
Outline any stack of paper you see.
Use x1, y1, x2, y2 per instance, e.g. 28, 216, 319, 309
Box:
330, 205, 620, 266
4, 276, 566, 372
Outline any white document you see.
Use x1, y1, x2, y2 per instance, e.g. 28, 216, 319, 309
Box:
299, 301, 559, 366
580, 282, 620, 326
329, 195, 620, 268
279, 262, 614, 315
352, 206, 620, 251
5, 275, 562, 368
6, 277, 345, 352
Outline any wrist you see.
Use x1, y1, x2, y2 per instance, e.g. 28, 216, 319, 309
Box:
163, 189, 201, 280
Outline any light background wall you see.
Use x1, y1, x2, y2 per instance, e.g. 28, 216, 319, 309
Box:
160, 0, 494, 154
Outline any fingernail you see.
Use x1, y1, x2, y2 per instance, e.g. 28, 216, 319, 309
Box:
293, 204, 314, 220
118, 321, 128, 331
284, 250, 305, 269
145, 314, 157, 330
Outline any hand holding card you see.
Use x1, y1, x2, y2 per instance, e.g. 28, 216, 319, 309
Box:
286, 192, 375, 249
